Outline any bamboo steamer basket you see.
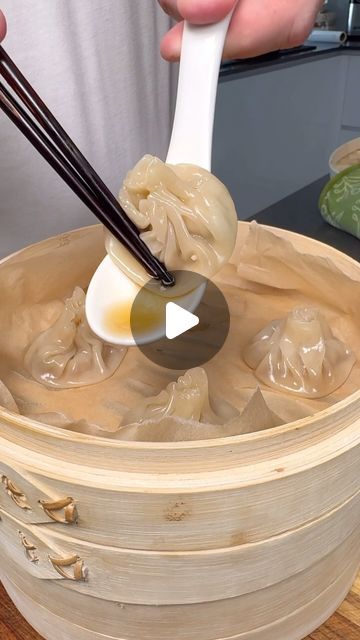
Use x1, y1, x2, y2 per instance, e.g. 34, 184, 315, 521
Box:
0, 222, 359, 640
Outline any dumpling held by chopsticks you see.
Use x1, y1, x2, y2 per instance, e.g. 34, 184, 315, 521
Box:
105, 155, 237, 294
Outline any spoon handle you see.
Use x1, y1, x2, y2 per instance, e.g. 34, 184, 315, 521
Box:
166, 8, 235, 170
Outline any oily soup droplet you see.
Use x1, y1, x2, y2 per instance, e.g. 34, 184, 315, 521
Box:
104, 302, 132, 337
105, 292, 166, 338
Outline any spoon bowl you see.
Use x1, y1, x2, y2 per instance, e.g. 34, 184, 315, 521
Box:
86, 257, 206, 346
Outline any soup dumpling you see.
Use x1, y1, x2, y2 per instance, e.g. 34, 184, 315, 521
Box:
105, 155, 238, 295
25, 287, 126, 388
122, 367, 237, 426
243, 306, 356, 398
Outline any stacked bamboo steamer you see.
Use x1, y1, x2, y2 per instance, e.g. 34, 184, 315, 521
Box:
0, 223, 359, 640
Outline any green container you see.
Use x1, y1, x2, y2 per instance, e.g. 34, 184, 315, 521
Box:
319, 165, 360, 240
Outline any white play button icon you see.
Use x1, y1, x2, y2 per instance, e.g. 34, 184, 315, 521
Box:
165, 302, 199, 340
130, 269, 230, 370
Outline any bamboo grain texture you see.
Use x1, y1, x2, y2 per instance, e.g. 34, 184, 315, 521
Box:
1, 500, 359, 605
0, 224, 359, 640
1, 575, 359, 640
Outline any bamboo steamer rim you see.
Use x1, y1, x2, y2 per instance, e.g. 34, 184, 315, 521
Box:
0, 221, 359, 453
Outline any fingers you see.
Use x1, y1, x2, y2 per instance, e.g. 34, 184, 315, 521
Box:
157, 0, 183, 22
160, 0, 323, 61
0, 10, 7, 42
158, 0, 236, 23
160, 22, 184, 61
222, 0, 323, 59
160, 0, 236, 61
177, 0, 237, 24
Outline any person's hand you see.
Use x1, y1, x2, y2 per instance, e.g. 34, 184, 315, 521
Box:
0, 10, 7, 42
158, 0, 323, 60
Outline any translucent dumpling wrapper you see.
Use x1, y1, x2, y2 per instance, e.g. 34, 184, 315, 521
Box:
117, 368, 283, 441
0, 379, 19, 413
24, 287, 126, 389
122, 367, 234, 425
0, 222, 358, 436
1, 368, 283, 441
105, 155, 238, 295
243, 306, 356, 398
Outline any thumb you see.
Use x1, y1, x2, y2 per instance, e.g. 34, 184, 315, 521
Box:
177, 0, 237, 24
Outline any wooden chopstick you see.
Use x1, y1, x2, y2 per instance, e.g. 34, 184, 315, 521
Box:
0, 82, 142, 254
0, 47, 137, 245
0, 46, 175, 287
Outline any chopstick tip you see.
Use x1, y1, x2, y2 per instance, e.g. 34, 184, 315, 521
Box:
161, 271, 176, 287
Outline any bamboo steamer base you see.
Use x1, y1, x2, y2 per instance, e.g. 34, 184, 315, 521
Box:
2, 575, 359, 640
1, 563, 359, 640
0, 224, 359, 640
0, 525, 359, 640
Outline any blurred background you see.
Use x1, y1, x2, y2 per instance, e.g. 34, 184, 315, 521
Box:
1, 0, 359, 256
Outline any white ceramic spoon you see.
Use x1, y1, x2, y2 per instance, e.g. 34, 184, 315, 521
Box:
86, 10, 234, 346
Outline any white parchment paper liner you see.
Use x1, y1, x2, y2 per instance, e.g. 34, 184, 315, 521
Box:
0, 223, 358, 440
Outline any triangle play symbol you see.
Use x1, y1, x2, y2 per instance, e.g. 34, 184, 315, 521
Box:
165, 302, 199, 340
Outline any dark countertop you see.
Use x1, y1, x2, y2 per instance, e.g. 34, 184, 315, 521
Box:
251, 176, 359, 262
220, 40, 360, 80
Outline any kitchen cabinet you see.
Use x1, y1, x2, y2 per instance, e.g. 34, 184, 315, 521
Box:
337, 126, 360, 147
212, 53, 357, 219
341, 55, 360, 129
